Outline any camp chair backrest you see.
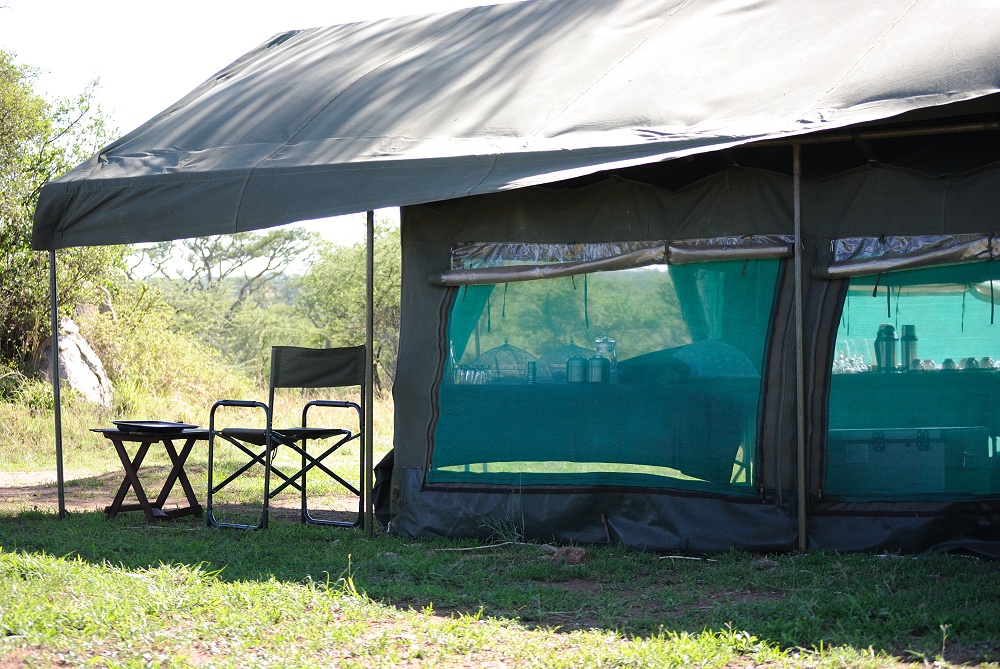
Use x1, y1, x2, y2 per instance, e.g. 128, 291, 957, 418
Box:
270, 345, 366, 390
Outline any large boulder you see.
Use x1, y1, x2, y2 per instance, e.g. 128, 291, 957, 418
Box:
37, 317, 113, 408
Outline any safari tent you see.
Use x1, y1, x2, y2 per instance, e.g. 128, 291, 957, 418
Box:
32, 0, 1000, 554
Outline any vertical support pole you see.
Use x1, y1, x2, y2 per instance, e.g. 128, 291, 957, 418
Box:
48, 250, 66, 519
793, 144, 807, 551
364, 210, 375, 534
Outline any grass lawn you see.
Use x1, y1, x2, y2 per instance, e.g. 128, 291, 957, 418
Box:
2, 403, 999, 668
2, 500, 1000, 667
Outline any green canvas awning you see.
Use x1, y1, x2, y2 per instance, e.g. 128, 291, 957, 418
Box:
33, 0, 1000, 250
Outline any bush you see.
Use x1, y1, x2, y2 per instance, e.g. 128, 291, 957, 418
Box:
76, 281, 253, 420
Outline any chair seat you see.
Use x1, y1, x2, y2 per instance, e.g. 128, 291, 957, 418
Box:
220, 426, 351, 447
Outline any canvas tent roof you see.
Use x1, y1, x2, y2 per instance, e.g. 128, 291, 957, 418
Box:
32, 0, 1000, 251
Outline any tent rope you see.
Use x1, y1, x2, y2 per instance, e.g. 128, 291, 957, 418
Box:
962, 284, 968, 333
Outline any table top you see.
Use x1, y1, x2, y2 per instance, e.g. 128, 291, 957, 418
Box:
92, 427, 211, 439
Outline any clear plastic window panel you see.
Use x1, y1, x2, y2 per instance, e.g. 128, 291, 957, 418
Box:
827, 261, 1000, 500
429, 259, 781, 493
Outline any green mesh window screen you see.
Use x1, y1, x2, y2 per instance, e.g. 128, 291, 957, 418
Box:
827, 261, 1000, 501
429, 258, 781, 493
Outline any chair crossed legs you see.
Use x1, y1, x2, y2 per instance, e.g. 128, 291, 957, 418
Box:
206, 345, 366, 530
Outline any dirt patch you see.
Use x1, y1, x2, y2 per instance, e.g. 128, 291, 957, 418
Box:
1, 470, 104, 486
0, 468, 360, 525
548, 578, 601, 597
523, 578, 787, 633
676, 587, 784, 613
0, 469, 112, 513
0, 651, 25, 669
0, 648, 62, 669
1, 468, 203, 515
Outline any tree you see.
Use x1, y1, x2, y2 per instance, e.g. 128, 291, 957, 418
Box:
136, 228, 320, 312
133, 229, 323, 379
297, 222, 401, 394
0, 50, 124, 381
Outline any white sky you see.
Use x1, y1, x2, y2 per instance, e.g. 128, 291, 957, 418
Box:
0, 0, 527, 247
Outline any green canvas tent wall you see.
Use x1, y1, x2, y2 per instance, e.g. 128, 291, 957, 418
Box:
31, 0, 1000, 553
393, 114, 1000, 555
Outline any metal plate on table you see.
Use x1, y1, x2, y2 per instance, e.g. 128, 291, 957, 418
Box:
112, 420, 199, 434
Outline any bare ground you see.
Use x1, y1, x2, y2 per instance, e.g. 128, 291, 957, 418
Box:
0, 467, 359, 523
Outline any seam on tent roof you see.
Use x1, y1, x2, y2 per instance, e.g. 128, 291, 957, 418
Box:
811, 0, 921, 111
231, 9, 480, 228
532, 0, 694, 142
469, 153, 502, 194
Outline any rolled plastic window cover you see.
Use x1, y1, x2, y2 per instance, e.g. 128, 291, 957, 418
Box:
430, 235, 794, 286
816, 234, 1000, 279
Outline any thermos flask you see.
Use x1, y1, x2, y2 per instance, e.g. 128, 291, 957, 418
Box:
566, 355, 587, 383
587, 355, 610, 383
876, 324, 898, 371
900, 325, 918, 370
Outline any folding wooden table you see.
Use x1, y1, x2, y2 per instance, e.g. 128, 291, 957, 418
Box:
92, 426, 209, 521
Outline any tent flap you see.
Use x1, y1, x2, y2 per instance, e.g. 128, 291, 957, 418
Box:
431, 245, 667, 285
817, 234, 1000, 279
666, 236, 794, 264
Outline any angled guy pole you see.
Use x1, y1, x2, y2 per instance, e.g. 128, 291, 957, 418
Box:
49, 250, 66, 519
364, 210, 375, 534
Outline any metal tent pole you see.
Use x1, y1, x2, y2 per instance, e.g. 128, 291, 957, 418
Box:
758, 120, 998, 147
792, 144, 807, 551
49, 250, 66, 519
364, 210, 375, 534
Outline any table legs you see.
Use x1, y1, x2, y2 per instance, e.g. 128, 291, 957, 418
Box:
105, 436, 203, 521
106, 438, 157, 521
158, 438, 202, 517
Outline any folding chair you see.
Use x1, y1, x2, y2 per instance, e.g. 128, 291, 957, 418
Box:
206, 345, 366, 530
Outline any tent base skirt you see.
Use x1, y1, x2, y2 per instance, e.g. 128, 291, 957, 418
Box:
390, 468, 1000, 555
390, 467, 796, 553
808, 500, 1000, 558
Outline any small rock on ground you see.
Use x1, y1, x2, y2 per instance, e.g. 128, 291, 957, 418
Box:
539, 546, 588, 564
